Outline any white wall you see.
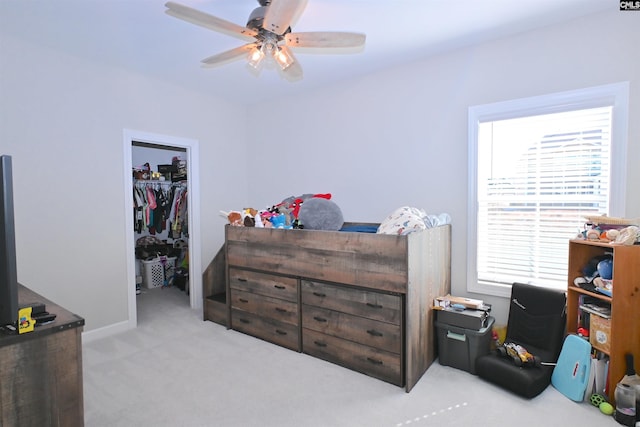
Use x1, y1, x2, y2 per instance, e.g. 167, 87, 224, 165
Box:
1, 9, 638, 331
246, 10, 640, 325
0, 35, 248, 331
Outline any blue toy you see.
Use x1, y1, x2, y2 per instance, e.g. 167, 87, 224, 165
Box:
597, 258, 613, 280
270, 213, 292, 229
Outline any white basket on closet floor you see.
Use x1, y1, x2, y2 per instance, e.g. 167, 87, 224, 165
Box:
141, 256, 176, 289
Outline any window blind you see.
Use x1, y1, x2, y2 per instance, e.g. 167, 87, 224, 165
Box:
476, 107, 612, 289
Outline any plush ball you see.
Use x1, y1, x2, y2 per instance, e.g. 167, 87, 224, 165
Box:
298, 198, 344, 231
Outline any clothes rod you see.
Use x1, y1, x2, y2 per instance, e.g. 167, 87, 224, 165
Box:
135, 179, 186, 185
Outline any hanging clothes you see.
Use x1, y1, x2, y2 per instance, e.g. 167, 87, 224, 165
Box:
168, 184, 188, 239
133, 181, 185, 236
154, 186, 171, 233
133, 185, 148, 233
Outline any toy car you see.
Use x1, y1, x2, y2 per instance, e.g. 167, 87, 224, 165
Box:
496, 342, 541, 367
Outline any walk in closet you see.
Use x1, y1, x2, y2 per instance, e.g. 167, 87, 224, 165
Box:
131, 142, 190, 302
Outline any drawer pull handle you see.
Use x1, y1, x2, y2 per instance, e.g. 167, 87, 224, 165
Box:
313, 316, 328, 323
313, 292, 326, 298
275, 329, 287, 335
275, 307, 288, 313
366, 303, 383, 309
237, 278, 248, 282
313, 341, 327, 347
367, 329, 383, 337
367, 357, 383, 365
239, 298, 249, 303
274, 285, 286, 290
239, 318, 250, 324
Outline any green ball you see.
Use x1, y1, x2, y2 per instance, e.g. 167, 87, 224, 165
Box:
599, 402, 614, 415
590, 394, 606, 407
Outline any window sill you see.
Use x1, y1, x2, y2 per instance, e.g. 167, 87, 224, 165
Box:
468, 281, 512, 298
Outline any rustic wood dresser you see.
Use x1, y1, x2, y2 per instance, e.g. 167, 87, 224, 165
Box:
203, 223, 451, 392
0, 285, 84, 426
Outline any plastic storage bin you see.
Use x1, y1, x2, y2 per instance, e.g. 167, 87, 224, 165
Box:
141, 256, 176, 289
436, 316, 495, 374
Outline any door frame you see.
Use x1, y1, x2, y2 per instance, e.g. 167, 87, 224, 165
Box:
123, 129, 203, 328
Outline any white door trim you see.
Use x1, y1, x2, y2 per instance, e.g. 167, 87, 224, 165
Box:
123, 129, 203, 330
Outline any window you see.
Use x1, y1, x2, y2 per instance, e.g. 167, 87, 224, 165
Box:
468, 83, 629, 297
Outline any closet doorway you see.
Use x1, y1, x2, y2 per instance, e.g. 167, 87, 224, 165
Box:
123, 130, 202, 329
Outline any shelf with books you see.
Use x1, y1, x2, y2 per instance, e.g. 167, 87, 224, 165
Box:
578, 301, 611, 319
584, 352, 610, 400
566, 239, 640, 404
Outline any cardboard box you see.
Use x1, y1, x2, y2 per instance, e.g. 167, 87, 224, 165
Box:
589, 315, 611, 353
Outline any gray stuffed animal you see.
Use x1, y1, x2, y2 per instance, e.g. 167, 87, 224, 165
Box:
298, 198, 344, 231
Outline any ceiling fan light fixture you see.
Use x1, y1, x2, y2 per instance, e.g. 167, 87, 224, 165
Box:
273, 46, 295, 70
247, 46, 266, 69
165, 1, 366, 80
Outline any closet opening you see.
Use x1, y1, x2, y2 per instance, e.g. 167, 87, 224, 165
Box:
132, 142, 189, 313
123, 130, 202, 330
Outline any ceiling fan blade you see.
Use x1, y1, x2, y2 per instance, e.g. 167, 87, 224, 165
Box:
285, 32, 366, 49
165, 1, 258, 41
201, 43, 258, 68
278, 46, 303, 82
263, 0, 308, 36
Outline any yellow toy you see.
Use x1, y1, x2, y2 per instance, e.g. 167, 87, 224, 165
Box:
18, 306, 35, 334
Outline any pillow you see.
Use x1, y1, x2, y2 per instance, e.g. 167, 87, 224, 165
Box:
298, 198, 344, 231
377, 206, 427, 235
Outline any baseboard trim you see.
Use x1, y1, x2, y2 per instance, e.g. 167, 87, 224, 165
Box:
82, 319, 134, 343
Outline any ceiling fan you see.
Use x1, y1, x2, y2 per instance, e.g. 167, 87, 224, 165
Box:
164, 0, 366, 81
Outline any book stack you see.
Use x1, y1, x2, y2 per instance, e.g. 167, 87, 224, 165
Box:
577, 294, 612, 400
584, 353, 610, 400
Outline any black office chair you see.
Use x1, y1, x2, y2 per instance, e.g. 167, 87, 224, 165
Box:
476, 282, 566, 398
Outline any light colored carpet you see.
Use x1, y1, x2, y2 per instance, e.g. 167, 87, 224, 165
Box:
83, 286, 616, 427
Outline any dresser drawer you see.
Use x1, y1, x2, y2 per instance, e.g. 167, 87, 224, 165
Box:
229, 268, 297, 302
303, 328, 402, 386
231, 309, 299, 351
231, 289, 298, 326
302, 305, 401, 354
301, 280, 401, 325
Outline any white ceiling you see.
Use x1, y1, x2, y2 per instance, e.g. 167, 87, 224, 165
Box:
0, 0, 613, 105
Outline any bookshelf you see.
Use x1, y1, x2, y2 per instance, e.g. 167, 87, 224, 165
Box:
566, 238, 640, 403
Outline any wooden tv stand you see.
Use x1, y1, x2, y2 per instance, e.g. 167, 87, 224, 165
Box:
204, 223, 451, 392
0, 284, 85, 426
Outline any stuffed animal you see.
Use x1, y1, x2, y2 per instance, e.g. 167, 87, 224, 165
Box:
297, 197, 344, 231
242, 208, 258, 227
270, 213, 292, 229
279, 193, 333, 229
254, 212, 264, 228
260, 210, 273, 228
290, 198, 304, 220
221, 193, 341, 231
278, 205, 294, 227
220, 210, 243, 226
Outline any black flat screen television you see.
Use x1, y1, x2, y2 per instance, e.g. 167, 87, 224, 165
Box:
0, 154, 19, 326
